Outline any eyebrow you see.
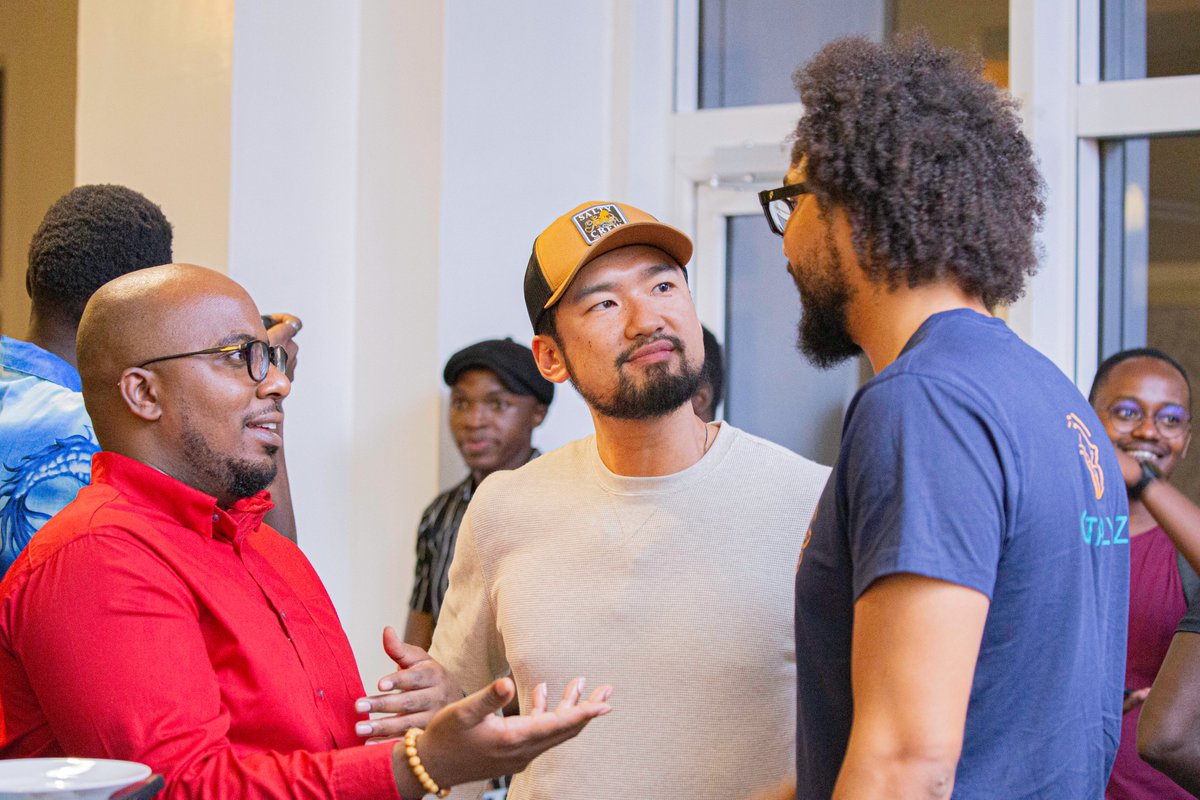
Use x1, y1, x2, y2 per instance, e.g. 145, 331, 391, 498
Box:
571, 262, 683, 302
216, 332, 256, 347
1110, 396, 1189, 411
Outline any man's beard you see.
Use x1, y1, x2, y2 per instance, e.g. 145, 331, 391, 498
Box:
794, 230, 862, 369
181, 413, 278, 501
563, 333, 704, 420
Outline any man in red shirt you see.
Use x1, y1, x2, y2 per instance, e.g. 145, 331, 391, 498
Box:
0, 263, 611, 799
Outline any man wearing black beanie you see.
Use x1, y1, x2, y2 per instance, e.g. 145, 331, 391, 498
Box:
404, 338, 553, 652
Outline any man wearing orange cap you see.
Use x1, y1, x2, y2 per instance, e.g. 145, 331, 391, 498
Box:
359, 201, 830, 800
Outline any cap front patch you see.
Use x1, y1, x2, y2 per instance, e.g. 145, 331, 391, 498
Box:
571, 204, 628, 245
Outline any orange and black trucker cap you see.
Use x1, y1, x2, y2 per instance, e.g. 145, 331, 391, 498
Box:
523, 201, 693, 332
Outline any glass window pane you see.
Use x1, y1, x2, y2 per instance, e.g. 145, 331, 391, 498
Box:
1148, 0, 1200, 75
1104, 0, 1200, 80
890, 0, 1009, 87
1099, 134, 1200, 502
697, 0, 1009, 109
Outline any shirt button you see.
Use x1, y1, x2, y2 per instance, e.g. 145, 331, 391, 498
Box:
212, 514, 219, 521
280, 611, 287, 620
318, 689, 325, 699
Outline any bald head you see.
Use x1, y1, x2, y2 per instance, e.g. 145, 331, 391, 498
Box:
77, 264, 290, 505
78, 264, 256, 420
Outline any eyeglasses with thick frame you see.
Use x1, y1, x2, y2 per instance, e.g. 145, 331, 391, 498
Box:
136, 339, 288, 384
1103, 399, 1192, 440
758, 182, 811, 237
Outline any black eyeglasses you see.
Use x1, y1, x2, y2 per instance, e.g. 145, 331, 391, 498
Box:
758, 182, 811, 237
137, 340, 288, 384
1104, 400, 1191, 439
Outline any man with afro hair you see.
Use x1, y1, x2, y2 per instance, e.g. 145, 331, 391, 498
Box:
766, 35, 1129, 798
1, 186, 300, 574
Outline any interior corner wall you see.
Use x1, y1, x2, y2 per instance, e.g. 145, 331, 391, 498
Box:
228, 1, 362, 657
229, 1, 443, 687
0, 0, 77, 337
75, 0, 233, 271
348, 0, 443, 687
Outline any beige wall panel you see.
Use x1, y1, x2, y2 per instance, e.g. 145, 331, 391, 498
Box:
75, 0, 232, 272
0, 0, 77, 336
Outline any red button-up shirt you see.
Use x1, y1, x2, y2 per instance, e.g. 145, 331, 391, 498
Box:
0, 452, 400, 800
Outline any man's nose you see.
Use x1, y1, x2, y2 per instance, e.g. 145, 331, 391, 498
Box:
1132, 413, 1160, 439
258, 362, 291, 400
463, 403, 490, 426
624, 297, 665, 339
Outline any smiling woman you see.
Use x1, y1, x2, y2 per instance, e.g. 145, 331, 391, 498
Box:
1089, 347, 1200, 800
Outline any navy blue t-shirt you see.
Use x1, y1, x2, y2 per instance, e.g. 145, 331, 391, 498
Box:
794, 310, 1129, 799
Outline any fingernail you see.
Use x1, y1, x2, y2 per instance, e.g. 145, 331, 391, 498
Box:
355, 699, 371, 713
577, 677, 586, 694
600, 688, 612, 701
355, 722, 373, 736
379, 680, 393, 691
538, 682, 547, 697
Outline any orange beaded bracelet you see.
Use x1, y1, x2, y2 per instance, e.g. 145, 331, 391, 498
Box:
403, 726, 450, 798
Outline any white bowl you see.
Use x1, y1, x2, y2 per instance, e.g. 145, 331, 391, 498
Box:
0, 758, 151, 799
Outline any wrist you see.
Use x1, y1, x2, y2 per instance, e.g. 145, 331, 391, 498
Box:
1130, 460, 1162, 500
391, 741, 425, 800
404, 727, 450, 798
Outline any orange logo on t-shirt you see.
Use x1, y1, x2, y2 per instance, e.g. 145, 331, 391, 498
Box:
1066, 412, 1105, 500
797, 503, 817, 573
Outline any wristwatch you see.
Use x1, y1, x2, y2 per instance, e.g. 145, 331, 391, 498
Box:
1130, 460, 1162, 500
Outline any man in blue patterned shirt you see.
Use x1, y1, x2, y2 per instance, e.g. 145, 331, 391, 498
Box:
0, 185, 174, 574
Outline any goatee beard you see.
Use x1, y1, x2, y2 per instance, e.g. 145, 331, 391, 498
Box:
565, 334, 705, 420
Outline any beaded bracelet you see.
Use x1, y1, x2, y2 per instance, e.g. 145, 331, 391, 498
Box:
403, 726, 450, 798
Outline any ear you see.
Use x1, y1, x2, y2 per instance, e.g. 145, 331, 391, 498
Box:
691, 383, 713, 421
531, 402, 549, 429
531, 335, 570, 385
117, 368, 165, 422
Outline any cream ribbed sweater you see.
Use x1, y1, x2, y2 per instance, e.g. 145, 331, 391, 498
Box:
430, 423, 830, 800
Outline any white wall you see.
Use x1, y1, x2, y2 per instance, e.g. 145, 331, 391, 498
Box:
228, 2, 362, 654
76, 0, 233, 271
228, 1, 443, 688
1007, 0, 1080, 381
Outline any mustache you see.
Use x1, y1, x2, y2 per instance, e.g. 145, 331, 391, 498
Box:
241, 399, 284, 427
615, 334, 686, 369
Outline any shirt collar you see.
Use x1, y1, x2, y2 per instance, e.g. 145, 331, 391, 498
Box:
463, 447, 542, 498
90, 452, 275, 543
0, 335, 82, 391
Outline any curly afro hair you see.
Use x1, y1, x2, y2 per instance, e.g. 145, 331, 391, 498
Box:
790, 33, 1045, 308
27, 184, 173, 324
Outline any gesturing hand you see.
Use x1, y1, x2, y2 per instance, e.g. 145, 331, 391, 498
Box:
356, 626, 464, 739
412, 676, 613, 789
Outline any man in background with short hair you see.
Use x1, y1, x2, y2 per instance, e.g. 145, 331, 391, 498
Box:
0, 185, 300, 572
691, 325, 724, 423
1, 185, 172, 573
405, 338, 553, 650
